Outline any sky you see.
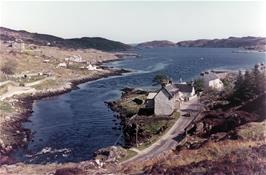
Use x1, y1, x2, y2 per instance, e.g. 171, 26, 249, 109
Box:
0, 1, 266, 44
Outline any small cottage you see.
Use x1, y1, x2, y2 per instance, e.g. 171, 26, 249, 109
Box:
87, 64, 97, 70
57, 62, 67, 68
173, 83, 196, 101
201, 72, 224, 90
144, 82, 196, 116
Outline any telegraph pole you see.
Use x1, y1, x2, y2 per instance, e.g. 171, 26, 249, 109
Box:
136, 123, 138, 147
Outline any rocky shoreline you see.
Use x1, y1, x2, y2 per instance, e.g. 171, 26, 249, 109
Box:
0, 66, 130, 165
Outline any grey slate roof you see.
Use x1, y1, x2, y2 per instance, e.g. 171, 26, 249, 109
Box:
202, 72, 219, 82
164, 84, 179, 97
173, 84, 194, 93
164, 83, 193, 97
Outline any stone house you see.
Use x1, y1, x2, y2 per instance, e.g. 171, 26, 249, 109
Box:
145, 83, 195, 116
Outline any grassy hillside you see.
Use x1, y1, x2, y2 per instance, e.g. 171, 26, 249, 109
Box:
0, 27, 131, 51
176, 36, 266, 51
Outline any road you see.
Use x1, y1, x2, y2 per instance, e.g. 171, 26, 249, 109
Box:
122, 96, 202, 164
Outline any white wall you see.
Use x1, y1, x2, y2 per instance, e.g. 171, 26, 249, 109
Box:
154, 89, 174, 116
208, 79, 224, 90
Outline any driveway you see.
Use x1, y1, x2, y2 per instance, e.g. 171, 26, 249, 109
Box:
122, 96, 202, 164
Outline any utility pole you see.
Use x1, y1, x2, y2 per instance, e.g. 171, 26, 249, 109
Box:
136, 123, 138, 148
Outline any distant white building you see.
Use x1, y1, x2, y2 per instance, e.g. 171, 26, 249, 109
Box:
43, 59, 50, 63
256, 63, 266, 73
87, 64, 97, 71
64, 55, 83, 63
57, 62, 67, 68
201, 72, 224, 90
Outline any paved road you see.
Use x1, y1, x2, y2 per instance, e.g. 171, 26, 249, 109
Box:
122, 97, 202, 164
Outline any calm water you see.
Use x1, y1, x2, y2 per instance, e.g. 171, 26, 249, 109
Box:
12, 47, 265, 163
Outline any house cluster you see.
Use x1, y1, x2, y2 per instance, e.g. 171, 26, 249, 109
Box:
144, 82, 196, 116
5, 39, 42, 53
144, 71, 226, 116
56, 55, 99, 71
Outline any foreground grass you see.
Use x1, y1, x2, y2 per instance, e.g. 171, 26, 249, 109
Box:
122, 120, 266, 173
32, 79, 62, 90
0, 101, 14, 113
0, 85, 8, 96
118, 94, 147, 116
137, 111, 180, 150
118, 149, 138, 162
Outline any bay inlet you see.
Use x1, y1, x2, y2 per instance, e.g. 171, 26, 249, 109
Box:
12, 47, 266, 163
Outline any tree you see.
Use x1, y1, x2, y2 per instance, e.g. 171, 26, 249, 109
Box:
253, 64, 265, 94
231, 71, 245, 103
0, 59, 17, 75
153, 74, 170, 87
243, 70, 256, 99
193, 78, 204, 92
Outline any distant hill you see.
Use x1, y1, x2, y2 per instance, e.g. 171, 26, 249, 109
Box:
176, 36, 266, 51
136, 40, 176, 48
0, 27, 131, 51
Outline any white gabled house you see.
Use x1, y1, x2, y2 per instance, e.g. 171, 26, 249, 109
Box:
201, 72, 224, 90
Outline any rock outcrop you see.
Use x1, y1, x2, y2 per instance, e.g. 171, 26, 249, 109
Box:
93, 146, 127, 165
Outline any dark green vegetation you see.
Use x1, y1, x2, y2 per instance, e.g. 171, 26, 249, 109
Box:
193, 78, 204, 92
0, 27, 131, 51
231, 65, 266, 104
152, 74, 170, 86
132, 67, 266, 174
199, 65, 265, 111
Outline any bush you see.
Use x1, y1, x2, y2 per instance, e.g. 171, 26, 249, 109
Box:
193, 78, 204, 92
19, 82, 25, 87
153, 74, 170, 87
1, 59, 17, 75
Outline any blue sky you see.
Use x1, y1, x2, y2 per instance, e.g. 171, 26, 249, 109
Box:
0, 1, 265, 43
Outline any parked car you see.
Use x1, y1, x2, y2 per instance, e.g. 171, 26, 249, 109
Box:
183, 112, 191, 117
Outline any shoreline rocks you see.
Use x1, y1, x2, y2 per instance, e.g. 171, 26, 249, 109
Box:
93, 146, 127, 165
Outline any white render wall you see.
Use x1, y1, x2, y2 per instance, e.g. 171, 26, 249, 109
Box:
208, 79, 224, 90
154, 89, 175, 116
